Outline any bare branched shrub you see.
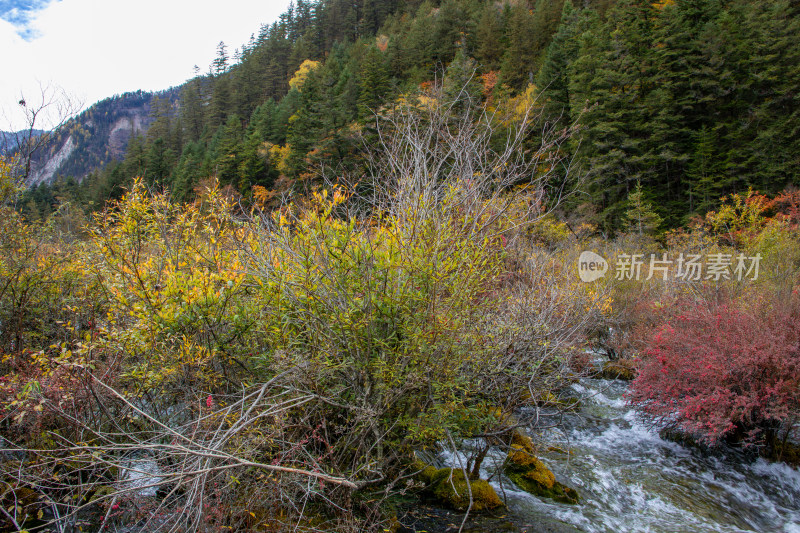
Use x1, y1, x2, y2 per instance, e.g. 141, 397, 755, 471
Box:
1, 83, 82, 187
1, 85, 597, 532
232, 84, 592, 524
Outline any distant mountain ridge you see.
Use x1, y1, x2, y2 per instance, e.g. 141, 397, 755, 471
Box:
18, 0, 800, 231
20, 89, 178, 186
0, 129, 45, 154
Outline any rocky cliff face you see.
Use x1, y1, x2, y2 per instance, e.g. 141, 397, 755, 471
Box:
22, 90, 174, 187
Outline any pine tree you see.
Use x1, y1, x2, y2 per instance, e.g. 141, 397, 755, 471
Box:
443, 42, 481, 116
286, 65, 326, 175
212, 41, 229, 76
647, 0, 724, 220
537, 0, 580, 126
623, 181, 662, 236
207, 75, 232, 131
239, 128, 271, 190
210, 115, 244, 186
734, 0, 800, 192
122, 134, 147, 178
431, 0, 471, 66
145, 137, 175, 187
172, 141, 208, 202
358, 45, 391, 118
530, 0, 566, 58
686, 125, 723, 215
474, 5, 504, 71
180, 77, 205, 143
146, 96, 173, 146
398, 2, 437, 80
500, 3, 538, 90
569, 0, 658, 233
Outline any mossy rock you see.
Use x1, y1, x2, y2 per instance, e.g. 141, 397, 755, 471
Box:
411, 458, 439, 486
766, 440, 800, 467
505, 433, 579, 505
427, 468, 504, 512
599, 359, 638, 380
522, 388, 581, 410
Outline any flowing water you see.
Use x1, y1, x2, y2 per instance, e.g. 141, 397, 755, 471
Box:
440, 377, 800, 533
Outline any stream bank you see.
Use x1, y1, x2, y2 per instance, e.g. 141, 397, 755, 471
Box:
419, 377, 800, 533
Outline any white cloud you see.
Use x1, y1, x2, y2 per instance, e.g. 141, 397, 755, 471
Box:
1, 0, 290, 130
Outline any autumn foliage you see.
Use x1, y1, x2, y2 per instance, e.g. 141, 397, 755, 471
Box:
0, 90, 602, 531
628, 295, 800, 445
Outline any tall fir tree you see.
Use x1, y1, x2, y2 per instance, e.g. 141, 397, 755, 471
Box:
537, 0, 581, 126
500, 3, 538, 90
358, 44, 391, 119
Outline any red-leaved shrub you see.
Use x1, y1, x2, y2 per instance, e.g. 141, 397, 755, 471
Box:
628, 294, 800, 445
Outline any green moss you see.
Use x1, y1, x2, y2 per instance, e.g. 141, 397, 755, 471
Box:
767, 440, 800, 467
599, 359, 638, 380
410, 457, 440, 486
504, 432, 579, 505
426, 468, 504, 512
419, 466, 439, 485
531, 391, 581, 411
511, 431, 536, 451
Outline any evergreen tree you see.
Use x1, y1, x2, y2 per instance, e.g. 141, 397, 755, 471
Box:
210, 115, 245, 186
530, 0, 566, 58
431, 0, 472, 66
180, 78, 205, 143
146, 96, 173, 146
623, 181, 662, 236
569, 0, 658, 232
212, 41, 229, 76
474, 5, 504, 71
207, 75, 232, 131
734, 0, 800, 192
122, 134, 147, 178
647, 0, 724, 220
239, 128, 272, 190
686, 125, 723, 215
500, 3, 538, 90
173, 141, 208, 202
398, 2, 438, 80
145, 137, 175, 187
358, 44, 391, 118
442, 43, 482, 116
537, 0, 580, 126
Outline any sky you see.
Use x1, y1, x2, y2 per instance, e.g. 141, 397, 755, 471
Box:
0, 0, 291, 130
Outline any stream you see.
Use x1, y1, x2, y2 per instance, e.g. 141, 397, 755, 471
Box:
440, 377, 800, 533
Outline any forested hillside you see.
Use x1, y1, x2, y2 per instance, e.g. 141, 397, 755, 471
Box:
9, 89, 173, 217
3, 1, 800, 531
0, 130, 44, 154
22, 0, 800, 231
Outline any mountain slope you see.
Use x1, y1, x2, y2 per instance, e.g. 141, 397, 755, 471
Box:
23, 89, 179, 186
19, 0, 800, 232
0, 129, 45, 154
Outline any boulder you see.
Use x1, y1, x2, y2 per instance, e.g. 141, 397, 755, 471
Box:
599, 359, 638, 380
504, 433, 579, 504
428, 467, 504, 512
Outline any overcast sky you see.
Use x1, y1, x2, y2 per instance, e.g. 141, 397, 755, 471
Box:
1, 0, 290, 130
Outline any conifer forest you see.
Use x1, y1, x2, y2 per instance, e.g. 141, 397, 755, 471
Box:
1, 1, 799, 531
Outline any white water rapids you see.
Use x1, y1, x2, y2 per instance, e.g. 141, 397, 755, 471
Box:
439, 378, 800, 532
